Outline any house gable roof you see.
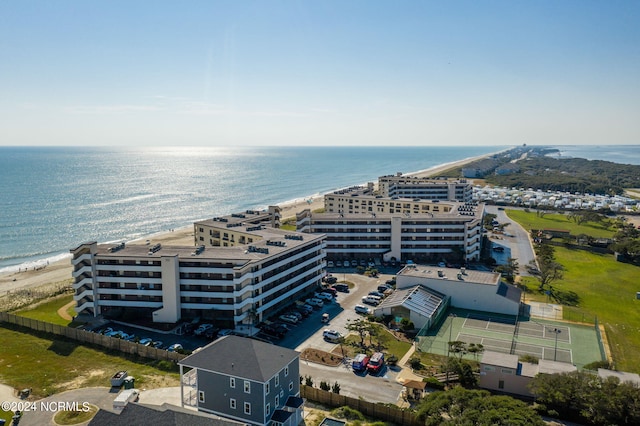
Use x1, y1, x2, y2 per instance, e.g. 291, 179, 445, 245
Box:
179, 335, 299, 382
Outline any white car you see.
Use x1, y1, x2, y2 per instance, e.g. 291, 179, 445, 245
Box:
194, 324, 213, 336
167, 343, 183, 352
315, 292, 333, 302
327, 260, 335, 268
354, 304, 370, 315
279, 314, 299, 324
139, 338, 153, 346
323, 329, 343, 343
306, 298, 324, 307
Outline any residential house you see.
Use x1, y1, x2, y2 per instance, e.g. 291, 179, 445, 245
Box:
179, 335, 303, 426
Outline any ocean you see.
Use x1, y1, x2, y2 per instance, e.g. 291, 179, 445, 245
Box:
1, 144, 638, 273
0, 145, 501, 272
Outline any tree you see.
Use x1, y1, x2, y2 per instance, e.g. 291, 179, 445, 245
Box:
332, 381, 341, 394
496, 257, 519, 283
319, 381, 330, 391
417, 386, 545, 426
533, 242, 564, 290
346, 318, 374, 347
529, 370, 640, 425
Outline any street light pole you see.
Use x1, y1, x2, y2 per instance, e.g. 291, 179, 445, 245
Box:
551, 328, 561, 361
446, 313, 456, 387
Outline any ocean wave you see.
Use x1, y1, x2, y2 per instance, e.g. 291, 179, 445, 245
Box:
0, 252, 72, 274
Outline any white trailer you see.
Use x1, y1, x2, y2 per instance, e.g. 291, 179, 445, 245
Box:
113, 389, 139, 410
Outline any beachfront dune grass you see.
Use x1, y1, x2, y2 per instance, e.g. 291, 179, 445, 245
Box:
0, 324, 179, 398
507, 210, 640, 372
15, 294, 76, 326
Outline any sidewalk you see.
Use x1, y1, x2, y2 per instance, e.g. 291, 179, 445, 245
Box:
395, 343, 424, 385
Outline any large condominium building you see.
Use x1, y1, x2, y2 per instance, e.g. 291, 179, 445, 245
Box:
377, 174, 473, 202
296, 201, 483, 263
323, 190, 458, 216
193, 207, 282, 248
70, 226, 325, 328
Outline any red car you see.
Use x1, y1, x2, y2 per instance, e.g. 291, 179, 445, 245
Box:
366, 352, 385, 374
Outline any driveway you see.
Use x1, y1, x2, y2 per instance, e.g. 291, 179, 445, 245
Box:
486, 206, 537, 274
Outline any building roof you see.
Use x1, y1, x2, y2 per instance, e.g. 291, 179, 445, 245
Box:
270, 409, 293, 423
403, 380, 427, 390
538, 359, 577, 375
377, 285, 445, 320
179, 335, 299, 382
481, 351, 519, 369
319, 418, 347, 426
89, 403, 240, 426
399, 265, 501, 286
94, 226, 322, 261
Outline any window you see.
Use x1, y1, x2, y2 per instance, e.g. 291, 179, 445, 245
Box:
244, 380, 250, 393
289, 381, 294, 391
266, 382, 270, 395
284, 366, 289, 377
275, 395, 279, 408
275, 375, 279, 387
498, 380, 505, 390
198, 391, 205, 403
230, 377, 236, 388
244, 402, 251, 415
230, 398, 236, 409
501, 368, 514, 375
266, 403, 270, 416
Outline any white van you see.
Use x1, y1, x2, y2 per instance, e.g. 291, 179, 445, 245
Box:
362, 295, 381, 306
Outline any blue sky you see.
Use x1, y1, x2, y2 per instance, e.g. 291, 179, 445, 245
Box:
1, 1, 639, 147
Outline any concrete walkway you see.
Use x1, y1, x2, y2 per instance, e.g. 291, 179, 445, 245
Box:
394, 343, 425, 385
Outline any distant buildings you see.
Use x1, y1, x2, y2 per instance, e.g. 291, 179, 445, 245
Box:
180, 335, 303, 426
70, 218, 325, 328
377, 174, 473, 202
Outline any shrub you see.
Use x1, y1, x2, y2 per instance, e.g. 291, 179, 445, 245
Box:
424, 376, 445, 390
331, 406, 365, 421
409, 357, 422, 370
319, 381, 330, 391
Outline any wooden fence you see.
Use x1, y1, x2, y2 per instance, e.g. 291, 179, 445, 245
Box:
0, 312, 185, 362
301, 385, 421, 426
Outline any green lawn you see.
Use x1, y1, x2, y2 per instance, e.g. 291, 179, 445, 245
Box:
0, 325, 179, 398
506, 210, 616, 238
343, 324, 412, 360
14, 294, 76, 326
506, 210, 640, 372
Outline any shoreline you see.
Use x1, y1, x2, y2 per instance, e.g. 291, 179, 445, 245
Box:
0, 150, 496, 296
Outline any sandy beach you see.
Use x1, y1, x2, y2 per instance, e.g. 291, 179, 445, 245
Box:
0, 152, 491, 299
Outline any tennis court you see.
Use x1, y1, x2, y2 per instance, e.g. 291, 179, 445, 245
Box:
417, 308, 604, 368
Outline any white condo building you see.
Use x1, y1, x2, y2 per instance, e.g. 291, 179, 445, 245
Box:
296, 200, 484, 263
70, 225, 325, 328
377, 174, 473, 202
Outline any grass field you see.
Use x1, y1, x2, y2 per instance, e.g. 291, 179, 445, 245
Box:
506, 209, 640, 372
506, 210, 616, 238
0, 324, 179, 398
15, 294, 76, 326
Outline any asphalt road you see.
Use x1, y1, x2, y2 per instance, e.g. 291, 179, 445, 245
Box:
485, 206, 537, 275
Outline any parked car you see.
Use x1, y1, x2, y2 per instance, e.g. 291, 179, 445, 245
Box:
334, 284, 349, 293
298, 303, 313, 314
296, 308, 311, 318
367, 352, 385, 374
323, 329, 343, 343
323, 276, 337, 284
204, 327, 219, 339
352, 353, 370, 372
139, 338, 153, 346
377, 284, 392, 293
336, 260, 343, 267
368, 291, 385, 299
218, 329, 234, 337
362, 295, 381, 306
355, 304, 370, 315
194, 324, 214, 336
306, 298, 324, 307
279, 314, 299, 324
351, 260, 358, 267
327, 260, 335, 268
167, 344, 183, 352
152, 341, 163, 348
288, 311, 303, 320
315, 292, 333, 302
262, 324, 285, 338
321, 287, 337, 297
